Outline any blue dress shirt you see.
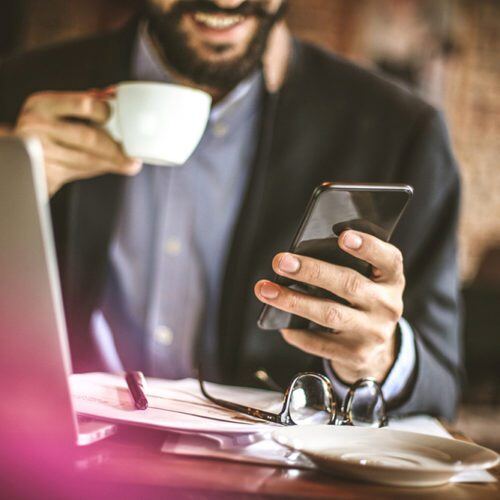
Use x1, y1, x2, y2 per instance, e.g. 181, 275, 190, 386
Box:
92, 24, 263, 378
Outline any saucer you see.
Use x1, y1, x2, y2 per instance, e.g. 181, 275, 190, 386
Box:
272, 426, 499, 487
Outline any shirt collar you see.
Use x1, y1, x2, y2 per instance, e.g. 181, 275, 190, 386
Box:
132, 22, 172, 83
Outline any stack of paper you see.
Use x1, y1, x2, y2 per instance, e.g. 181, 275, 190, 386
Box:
70, 372, 283, 434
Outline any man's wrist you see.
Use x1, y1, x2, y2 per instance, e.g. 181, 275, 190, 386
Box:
326, 325, 400, 385
323, 318, 417, 403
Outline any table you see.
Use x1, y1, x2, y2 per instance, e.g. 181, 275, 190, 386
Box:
3, 426, 498, 499
71, 426, 499, 499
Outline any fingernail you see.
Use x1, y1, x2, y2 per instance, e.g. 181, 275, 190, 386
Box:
127, 160, 142, 170
122, 160, 142, 176
260, 282, 280, 300
278, 254, 300, 273
343, 231, 362, 250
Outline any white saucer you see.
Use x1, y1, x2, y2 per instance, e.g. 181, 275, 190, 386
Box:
272, 426, 499, 487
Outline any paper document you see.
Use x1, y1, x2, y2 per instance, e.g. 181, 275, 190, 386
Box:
70, 372, 283, 434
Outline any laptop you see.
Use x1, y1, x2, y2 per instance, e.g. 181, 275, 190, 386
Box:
0, 136, 115, 453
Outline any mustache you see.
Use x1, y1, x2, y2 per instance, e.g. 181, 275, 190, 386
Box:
164, 0, 277, 19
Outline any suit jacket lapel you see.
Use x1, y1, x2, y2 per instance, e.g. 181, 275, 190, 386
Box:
214, 43, 302, 381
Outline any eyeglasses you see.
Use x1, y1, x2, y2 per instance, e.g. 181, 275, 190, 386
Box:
198, 370, 388, 427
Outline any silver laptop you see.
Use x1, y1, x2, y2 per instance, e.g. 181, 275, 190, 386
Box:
0, 136, 115, 451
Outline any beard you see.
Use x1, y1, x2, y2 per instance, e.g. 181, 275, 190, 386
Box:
144, 1, 287, 92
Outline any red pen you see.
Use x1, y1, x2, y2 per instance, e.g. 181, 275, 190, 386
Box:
125, 371, 148, 410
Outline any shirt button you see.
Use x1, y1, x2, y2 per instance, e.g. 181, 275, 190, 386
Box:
164, 238, 182, 256
213, 122, 228, 138
155, 326, 174, 346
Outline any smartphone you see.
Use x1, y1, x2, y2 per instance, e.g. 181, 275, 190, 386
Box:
257, 182, 413, 331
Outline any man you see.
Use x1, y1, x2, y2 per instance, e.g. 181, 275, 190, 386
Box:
0, 0, 461, 419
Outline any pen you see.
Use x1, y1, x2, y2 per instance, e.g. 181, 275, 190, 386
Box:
125, 371, 148, 410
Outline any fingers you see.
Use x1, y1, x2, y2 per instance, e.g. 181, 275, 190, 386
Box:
17, 90, 125, 164
339, 231, 404, 283
15, 91, 141, 196
280, 329, 373, 367
21, 91, 110, 124
255, 280, 369, 333
18, 116, 129, 164
43, 158, 141, 196
272, 252, 374, 307
43, 139, 141, 176
281, 329, 343, 359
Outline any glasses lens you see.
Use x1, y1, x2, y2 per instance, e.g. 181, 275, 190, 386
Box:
347, 380, 386, 427
289, 375, 334, 425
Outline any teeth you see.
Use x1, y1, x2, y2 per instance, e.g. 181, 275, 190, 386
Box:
193, 12, 244, 29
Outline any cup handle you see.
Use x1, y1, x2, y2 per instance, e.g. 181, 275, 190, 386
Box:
103, 98, 121, 141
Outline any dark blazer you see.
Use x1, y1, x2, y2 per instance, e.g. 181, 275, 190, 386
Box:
0, 20, 462, 419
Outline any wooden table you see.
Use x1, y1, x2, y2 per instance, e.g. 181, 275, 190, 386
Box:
70, 426, 499, 499
4, 426, 498, 499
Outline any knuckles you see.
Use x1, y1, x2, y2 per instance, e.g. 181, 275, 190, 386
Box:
392, 248, 404, 270
383, 290, 403, 322
342, 271, 362, 297
389, 298, 404, 322
303, 259, 322, 283
397, 272, 406, 291
284, 291, 299, 312
377, 289, 403, 322
78, 95, 107, 121
390, 249, 405, 279
79, 95, 96, 116
323, 304, 343, 328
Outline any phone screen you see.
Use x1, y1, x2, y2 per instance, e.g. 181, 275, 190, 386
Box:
257, 183, 412, 331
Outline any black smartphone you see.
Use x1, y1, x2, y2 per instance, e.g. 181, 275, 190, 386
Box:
257, 182, 413, 331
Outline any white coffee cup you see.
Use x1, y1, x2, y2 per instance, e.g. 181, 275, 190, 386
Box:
104, 82, 212, 166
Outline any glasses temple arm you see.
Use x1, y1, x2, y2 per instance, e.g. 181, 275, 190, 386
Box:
198, 377, 282, 424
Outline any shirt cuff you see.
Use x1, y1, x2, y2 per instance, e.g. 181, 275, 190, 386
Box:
323, 317, 417, 403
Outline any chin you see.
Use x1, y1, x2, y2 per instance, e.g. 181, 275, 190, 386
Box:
197, 47, 246, 65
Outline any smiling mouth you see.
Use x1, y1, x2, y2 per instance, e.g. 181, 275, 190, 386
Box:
192, 12, 247, 30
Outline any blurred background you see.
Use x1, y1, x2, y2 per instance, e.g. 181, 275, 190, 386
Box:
1, 0, 499, 449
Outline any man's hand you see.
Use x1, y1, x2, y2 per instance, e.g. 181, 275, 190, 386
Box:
255, 231, 405, 384
15, 91, 141, 196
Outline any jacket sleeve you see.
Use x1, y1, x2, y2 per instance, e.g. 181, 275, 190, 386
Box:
390, 107, 462, 421
0, 58, 20, 126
